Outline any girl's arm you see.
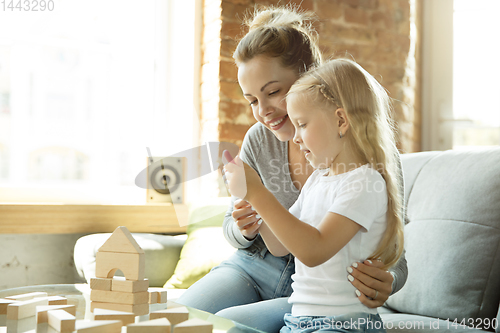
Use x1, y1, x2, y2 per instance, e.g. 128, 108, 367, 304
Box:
223, 152, 362, 266
258, 222, 290, 257
248, 189, 362, 267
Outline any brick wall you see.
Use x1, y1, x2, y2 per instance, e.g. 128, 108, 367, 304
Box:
200, 0, 422, 153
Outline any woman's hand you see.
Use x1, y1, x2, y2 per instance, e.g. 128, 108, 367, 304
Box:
232, 199, 262, 240
222, 150, 263, 201
347, 259, 393, 308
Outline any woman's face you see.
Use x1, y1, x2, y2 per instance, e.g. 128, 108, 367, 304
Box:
237, 55, 299, 142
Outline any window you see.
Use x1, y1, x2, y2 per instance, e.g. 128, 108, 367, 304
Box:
0, 0, 201, 204
422, 0, 500, 150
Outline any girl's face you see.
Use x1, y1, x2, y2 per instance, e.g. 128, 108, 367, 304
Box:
287, 93, 343, 170
238, 56, 299, 142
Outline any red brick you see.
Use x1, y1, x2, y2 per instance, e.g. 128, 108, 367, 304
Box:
254, 0, 282, 6
219, 60, 238, 80
397, 18, 411, 36
220, 80, 244, 100
297, 0, 314, 11
359, 0, 379, 10
219, 123, 252, 143
378, 0, 394, 11
220, 100, 251, 121
315, 0, 343, 20
221, 20, 244, 40
221, 38, 238, 58
221, 2, 250, 22
376, 66, 406, 84
344, 6, 370, 25
223, 0, 251, 5
330, 43, 375, 62
321, 21, 375, 44
371, 11, 393, 30
342, 0, 360, 7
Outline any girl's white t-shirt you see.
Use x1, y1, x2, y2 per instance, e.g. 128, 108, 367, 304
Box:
288, 164, 388, 317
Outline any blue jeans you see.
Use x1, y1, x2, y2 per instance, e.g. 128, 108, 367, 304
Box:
281, 313, 386, 333
176, 237, 295, 333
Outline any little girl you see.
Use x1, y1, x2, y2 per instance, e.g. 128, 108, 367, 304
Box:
223, 58, 404, 333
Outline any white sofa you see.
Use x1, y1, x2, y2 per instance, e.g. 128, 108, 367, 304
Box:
75, 149, 500, 333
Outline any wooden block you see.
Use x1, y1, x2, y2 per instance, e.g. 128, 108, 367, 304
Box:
148, 291, 158, 304
90, 290, 148, 305
127, 317, 171, 333
0, 298, 16, 314
111, 277, 149, 293
37, 304, 76, 323
91, 301, 149, 316
91, 278, 113, 291
93, 308, 135, 326
48, 309, 76, 332
174, 318, 213, 333
98, 226, 144, 254
95, 252, 145, 281
148, 288, 167, 303
6, 297, 48, 320
46, 296, 68, 305
75, 319, 122, 333
5, 291, 48, 302
150, 307, 189, 326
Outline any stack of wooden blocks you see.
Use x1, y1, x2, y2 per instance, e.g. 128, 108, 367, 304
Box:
0, 227, 215, 332
90, 227, 150, 316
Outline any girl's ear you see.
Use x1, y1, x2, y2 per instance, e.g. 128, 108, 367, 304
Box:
335, 108, 350, 134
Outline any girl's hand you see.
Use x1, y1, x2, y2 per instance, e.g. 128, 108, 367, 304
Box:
347, 259, 393, 308
232, 199, 262, 240
222, 150, 263, 201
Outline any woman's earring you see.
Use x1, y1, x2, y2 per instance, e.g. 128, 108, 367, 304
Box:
339, 132, 343, 139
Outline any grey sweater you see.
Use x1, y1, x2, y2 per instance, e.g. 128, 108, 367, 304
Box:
223, 122, 408, 295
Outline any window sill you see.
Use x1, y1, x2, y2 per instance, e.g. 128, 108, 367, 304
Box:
0, 203, 188, 234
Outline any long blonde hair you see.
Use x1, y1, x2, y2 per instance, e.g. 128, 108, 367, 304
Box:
288, 59, 404, 268
233, 5, 323, 74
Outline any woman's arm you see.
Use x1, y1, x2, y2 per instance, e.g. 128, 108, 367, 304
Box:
389, 249, 408, 294
222, 197, 261, 248
345, 251, 407, 307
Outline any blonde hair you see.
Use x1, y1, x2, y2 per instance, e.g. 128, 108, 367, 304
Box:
233, 5, 323, 74
288, 59, 404, 269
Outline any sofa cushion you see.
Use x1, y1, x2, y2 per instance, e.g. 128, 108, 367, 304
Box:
164, 197, 236, 289
386, 149, 500, 323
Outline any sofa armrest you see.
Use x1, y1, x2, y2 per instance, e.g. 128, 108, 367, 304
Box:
74, 233, 187, 287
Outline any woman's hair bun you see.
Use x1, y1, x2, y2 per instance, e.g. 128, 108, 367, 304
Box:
234, 4, 322, 73
246, 5, 311, 32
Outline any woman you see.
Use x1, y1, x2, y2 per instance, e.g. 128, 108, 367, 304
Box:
177, 6, 408, 333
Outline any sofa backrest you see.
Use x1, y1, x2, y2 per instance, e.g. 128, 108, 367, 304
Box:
386, 148, 500, 322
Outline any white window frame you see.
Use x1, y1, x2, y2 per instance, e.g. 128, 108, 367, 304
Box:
421, 0, 454, 151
